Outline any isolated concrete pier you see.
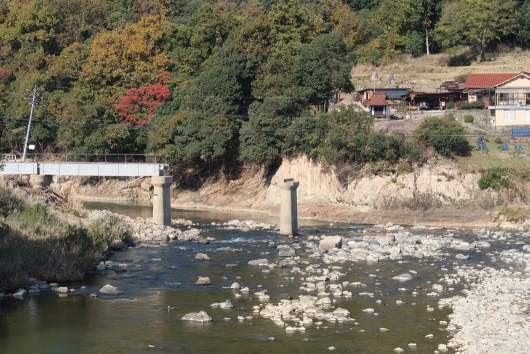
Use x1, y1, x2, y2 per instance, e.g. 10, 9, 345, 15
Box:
30, 175, 52, 188
279, 178, 299, 236
152, 176, 173, 225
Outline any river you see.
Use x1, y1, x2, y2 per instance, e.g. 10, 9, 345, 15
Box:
1, 201, 521, 353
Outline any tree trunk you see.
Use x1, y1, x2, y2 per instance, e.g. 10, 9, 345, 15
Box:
219, 156, 228, 184
425, 26, 430, 55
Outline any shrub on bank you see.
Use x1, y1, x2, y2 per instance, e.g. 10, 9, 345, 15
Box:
463, 114, 474, 123
456, 102, 485, 110
478, 168, 509, 190
414, 116, 470, 156
88, 214, 132, 250
0, 186, 131, 292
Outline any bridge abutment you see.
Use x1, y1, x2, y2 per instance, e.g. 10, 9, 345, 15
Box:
30, 175, 52, 188
152, 176, 173, 225
279, 178, 299, 236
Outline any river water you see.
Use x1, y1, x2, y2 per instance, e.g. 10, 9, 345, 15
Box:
1, 202, 520, 353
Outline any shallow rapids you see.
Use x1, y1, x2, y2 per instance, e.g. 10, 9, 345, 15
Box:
2, 202, 529, 353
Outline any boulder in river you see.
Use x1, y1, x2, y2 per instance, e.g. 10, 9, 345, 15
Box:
248, 259, 269, 266
319, 236, 342, 250
196, 277, 212, 285
392, 273, 412, 281
181, 311, 212, 323
230, 282, 240, 289
194, 253, 210, 261
99, 284, 122, 295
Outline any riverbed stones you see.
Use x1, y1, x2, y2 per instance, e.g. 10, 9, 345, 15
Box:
99, 284, 122, 295
278, 246, 296, 257
196, 277, 211, 285
181, 311, 212, 323
56, 287, 69, 293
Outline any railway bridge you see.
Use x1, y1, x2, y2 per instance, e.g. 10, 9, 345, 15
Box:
0, 162, 172, 225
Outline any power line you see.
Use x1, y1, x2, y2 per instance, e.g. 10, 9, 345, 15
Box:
0, 118, 505, 138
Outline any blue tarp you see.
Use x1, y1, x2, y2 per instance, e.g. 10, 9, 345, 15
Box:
511, 128, 530, 140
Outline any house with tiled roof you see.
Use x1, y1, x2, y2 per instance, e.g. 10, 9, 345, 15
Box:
363, 92, 396, 118
464, 72, 530, 126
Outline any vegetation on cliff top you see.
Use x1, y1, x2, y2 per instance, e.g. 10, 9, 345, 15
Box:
0, 0, 526, 186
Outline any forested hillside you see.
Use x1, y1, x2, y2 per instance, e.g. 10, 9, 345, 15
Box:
0, 0, 527, 185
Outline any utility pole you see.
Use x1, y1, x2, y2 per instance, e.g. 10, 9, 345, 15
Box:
22, 85, 38, 162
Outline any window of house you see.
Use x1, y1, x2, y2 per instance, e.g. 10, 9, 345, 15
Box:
499, 93, 516, 105
525, 110, 530, 121
504, 110, 516, 121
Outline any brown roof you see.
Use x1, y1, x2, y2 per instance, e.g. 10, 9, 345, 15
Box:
463, 72, 528, 89
364, 92, 394, 106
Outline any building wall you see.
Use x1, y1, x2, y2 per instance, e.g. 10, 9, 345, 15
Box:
494, 108, 530, 126
498, 77, 530, 89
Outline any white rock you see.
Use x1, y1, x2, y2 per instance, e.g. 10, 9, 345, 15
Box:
194, 253, 210, 261
99, 284, 122, 295
181, 311, 212, 323
392, 273, 412, 281
319, 236, 343, 250
196, 277, 212, 285
248, 259, 269, 266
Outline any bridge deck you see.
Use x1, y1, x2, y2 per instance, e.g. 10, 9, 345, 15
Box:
0, 162, 167, 177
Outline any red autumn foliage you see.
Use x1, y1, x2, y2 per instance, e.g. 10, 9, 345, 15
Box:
115, 84, 171, 126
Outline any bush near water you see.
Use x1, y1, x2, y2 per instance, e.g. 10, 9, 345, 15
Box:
0, 185, 131, 293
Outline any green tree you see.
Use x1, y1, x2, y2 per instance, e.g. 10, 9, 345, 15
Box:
414, 115, 470, 156
313, 0, 364, 51
518, 0, 530, 46
240, 98, 305, 164
0, 1, 61, 55
165, 46, 258, 181
290, 33, 355, 111
49, 0, 106, 48
435, 0, 519, 54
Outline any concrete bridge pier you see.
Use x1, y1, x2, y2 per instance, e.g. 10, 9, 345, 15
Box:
152, 176, 173, 226
30, 175, 52, 188
279, 178, 299, 236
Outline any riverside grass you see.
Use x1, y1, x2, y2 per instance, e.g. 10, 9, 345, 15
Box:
0, 185, 131, 293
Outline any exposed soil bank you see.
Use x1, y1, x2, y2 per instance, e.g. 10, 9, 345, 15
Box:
49, 156, 516, 229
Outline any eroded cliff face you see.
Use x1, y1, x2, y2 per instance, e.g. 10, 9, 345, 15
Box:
53, 156, 500, 226
257, 156, 497, 211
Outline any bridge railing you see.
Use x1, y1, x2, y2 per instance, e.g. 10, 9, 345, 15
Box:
1, 153, 164, 163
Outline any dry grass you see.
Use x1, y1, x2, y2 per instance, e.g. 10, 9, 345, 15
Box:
351, 49, 530, 92
455, 142, 530, 172
0, 186, 131, 293
495, 204, 530, 223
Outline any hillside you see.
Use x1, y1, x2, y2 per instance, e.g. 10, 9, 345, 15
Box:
351, 50, 530, 93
